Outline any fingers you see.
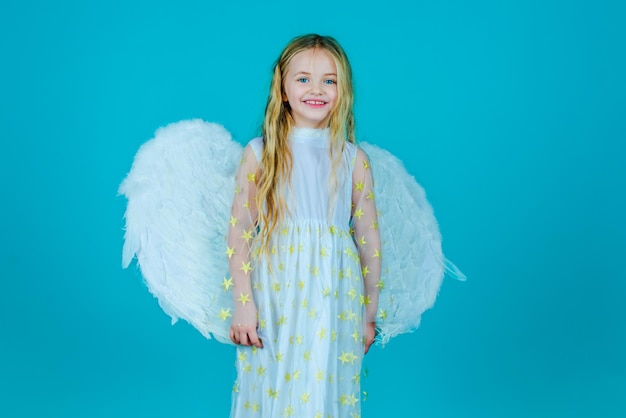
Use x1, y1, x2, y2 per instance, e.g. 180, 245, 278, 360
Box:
238, 330, 251, 346
248, 329, 263, 349
230, 323, 263, 348
363, 322, 376, 354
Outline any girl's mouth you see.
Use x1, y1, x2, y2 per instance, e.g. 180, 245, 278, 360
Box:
303, 100, 327, 108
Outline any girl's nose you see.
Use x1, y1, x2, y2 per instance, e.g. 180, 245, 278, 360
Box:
309, 81, 323, 94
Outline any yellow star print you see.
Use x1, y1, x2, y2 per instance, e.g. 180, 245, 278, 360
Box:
247, 172, 256, 182
373, 249, 381, 258
379, 309, 388, 321
222, 277, 233, 292
225, 246, 235, 259
355, 181, 364, 191
353, 208, 364, 219
241, 229, 254, 243
352, 372, 360, 383
366, 190, 375, 200
240, 261, 252, 274
229, 216, 238, 227
316, 370, 324, 382
338, 351, 358, 365
237, 293, 251, 306
267, 387, 279, 399
317, 327, 327, 340
300, 392, 310, 404
257, 366, 266, 376
362, 265, 370, 277
218, 308, 231, 321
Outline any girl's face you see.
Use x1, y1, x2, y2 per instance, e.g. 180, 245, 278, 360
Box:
282, 48, 338, 129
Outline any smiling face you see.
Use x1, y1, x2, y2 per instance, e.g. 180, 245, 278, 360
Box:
282, 48, 338, 129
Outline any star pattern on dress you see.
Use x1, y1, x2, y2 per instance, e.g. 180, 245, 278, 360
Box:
241, 229, 254, 243
218, 308, 231, 321
240, 261, 252, 274
228, 142, 380, 418
222, 276, 233, 291
237, 292, 251, 306
266, 387, 279, 399
338, 351, 358, 365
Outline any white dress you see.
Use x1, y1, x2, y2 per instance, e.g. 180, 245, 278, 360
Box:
228, 127, 381, 418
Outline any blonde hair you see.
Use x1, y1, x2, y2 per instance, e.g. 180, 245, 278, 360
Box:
255, 34, 356, 255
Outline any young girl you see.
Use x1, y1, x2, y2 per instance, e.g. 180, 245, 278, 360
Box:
227, 34, 380, 417
120, 32, 462, 418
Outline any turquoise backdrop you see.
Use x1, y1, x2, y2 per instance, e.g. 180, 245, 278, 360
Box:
1, 0, 624, 417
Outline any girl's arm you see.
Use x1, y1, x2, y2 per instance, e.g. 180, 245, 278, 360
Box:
352, 148, 381, 353
228, 144, 262, 348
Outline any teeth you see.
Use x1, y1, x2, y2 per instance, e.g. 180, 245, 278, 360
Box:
306, 100, 325, 105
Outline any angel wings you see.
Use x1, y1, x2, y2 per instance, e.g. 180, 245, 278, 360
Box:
119, 119, 464, 345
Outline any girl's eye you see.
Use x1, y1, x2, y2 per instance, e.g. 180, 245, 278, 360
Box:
297, 78, 309, 83
324, 79, 336, 85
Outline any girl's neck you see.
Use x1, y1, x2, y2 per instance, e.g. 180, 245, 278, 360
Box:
290, 126, 330, 147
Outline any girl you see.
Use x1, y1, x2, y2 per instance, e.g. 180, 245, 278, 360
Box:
226, 34, 380, 417
120, 32, 461, 418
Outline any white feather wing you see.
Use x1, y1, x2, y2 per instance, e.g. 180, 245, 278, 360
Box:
361, 143, 465, 345
119, 120, 241, 344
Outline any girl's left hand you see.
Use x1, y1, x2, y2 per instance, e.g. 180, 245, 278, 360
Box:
364, 321, 376, 354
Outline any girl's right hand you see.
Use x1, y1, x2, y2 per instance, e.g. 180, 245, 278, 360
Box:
229, 301, 263, 348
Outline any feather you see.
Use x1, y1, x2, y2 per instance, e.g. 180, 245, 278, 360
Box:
119, 120, 242, 343
361, 143, 465, 345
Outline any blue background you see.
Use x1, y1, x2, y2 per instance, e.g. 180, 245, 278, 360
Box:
1, 0, 624, 417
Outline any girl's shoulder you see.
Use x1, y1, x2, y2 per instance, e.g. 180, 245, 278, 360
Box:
246, 137, 263, 162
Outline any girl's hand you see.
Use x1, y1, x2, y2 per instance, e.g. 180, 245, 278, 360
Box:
229, 299, 263, 348
364, 321, 376, 354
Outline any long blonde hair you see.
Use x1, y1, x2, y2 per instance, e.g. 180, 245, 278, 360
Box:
255, 34, 356, 255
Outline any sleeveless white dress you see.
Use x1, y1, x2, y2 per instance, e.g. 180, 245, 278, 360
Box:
229, 128, 379, 418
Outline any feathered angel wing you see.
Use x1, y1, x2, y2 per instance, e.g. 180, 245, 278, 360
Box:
361, 143, 465, 345
119, 119, 241, 344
